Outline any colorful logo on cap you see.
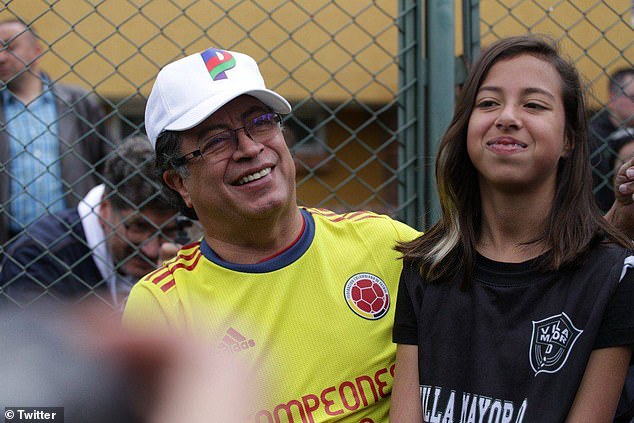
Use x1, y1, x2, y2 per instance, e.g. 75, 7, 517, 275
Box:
201, 48, 236, 81
344, 273, 390, 320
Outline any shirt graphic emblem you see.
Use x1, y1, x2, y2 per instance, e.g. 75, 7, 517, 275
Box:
218, 327, 255, 353
344, 272, 390, 320
529, 312, 583, 375
200, 48, 236, 81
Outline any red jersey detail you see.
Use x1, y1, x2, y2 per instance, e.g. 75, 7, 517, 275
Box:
177, 244, 201, 260
150, 249, 203, 290
308, 208, 380, 223
349, 214, 382, 222
151, 269, 172, 285
160, 279, 175, 292
257, 217, 307, 263
170, 250, 203, 272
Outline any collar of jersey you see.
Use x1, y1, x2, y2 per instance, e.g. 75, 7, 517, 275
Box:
199, 208, 315, 273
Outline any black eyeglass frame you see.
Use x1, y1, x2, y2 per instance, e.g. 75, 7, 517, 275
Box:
169, 112, 283, 167
112, 207, 182, 242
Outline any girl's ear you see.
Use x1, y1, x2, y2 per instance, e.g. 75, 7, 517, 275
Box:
163, 170, 193, 208
562, 136, 573, 158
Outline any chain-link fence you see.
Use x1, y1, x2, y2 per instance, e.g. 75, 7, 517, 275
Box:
0, 0, 632, 309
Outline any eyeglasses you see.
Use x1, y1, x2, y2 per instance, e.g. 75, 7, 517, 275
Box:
171, 112, 283, 167
114, 209, 180, 244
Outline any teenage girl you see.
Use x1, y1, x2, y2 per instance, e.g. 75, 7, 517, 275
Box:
390, 35, 634, 422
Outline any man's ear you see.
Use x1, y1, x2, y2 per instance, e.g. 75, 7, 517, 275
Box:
98, 197, 113, 229
163, 170, 193, 208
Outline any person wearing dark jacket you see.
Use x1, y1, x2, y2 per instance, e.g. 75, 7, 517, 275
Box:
1, 136, 179, 308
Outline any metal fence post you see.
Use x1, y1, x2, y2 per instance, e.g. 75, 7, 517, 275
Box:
424, 0, 455, 228
462, 0, 481, 66
397, 0, 425, 229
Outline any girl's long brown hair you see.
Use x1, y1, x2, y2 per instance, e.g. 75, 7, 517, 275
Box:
397, 35, 631, 284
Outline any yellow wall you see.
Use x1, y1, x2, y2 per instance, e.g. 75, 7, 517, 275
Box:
478, 0, 633, 107
4, 0, 630, 106
3, 0, 399, 104
3, 0, 630, 214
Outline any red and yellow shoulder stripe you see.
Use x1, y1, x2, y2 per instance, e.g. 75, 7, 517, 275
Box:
306, 208, 384, 223
142, 242, 203, 293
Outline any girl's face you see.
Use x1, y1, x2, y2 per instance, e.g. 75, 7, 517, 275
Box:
466, 54, 568, 194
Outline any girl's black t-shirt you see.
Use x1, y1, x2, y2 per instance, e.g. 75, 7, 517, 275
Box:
393, 244, 634, 422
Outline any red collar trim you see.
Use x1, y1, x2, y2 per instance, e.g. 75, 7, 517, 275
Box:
256, 216, 307, 263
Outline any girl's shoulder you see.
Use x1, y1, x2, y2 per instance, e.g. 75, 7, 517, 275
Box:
584, 241, 633, 264
573, 242, 633, 284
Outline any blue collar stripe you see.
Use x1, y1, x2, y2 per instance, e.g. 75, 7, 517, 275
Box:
200, 208, 315, 273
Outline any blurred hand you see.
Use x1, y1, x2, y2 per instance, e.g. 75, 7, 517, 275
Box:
158, 242, 181, 264
615, 157, 634, 205
73, 303, 252, 423
606, 157, 634, 239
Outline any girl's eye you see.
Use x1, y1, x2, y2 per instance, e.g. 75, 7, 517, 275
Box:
525, 102, 547, 110
475, 100, 498, 108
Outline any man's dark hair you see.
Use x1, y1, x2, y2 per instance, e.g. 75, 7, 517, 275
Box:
155, 131, 198, 220
103, 134, 172, 212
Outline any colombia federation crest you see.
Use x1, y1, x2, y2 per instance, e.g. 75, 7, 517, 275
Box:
344, 273, 390, 320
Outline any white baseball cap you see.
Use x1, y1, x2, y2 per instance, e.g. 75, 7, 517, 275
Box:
145, 48, 292, 149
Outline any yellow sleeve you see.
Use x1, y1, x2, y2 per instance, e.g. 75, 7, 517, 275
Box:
121, 282, 172, 332
389, 217, 423, 243
122, 244, 201, 332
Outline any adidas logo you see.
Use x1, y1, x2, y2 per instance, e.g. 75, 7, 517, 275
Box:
218, 327, 256, 353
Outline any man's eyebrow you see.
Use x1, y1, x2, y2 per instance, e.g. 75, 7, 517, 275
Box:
195, 123, 226, 142
240, 105, 269, 120
195, 105, 269, 141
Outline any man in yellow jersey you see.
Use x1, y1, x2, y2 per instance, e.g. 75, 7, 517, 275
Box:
122, 47, 420, 422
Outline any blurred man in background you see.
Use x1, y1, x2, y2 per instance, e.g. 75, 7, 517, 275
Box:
590, 67, 634, 212
0, 19, 112, 247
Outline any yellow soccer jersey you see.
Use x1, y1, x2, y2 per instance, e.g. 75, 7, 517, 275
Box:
123, 207, 420, 422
